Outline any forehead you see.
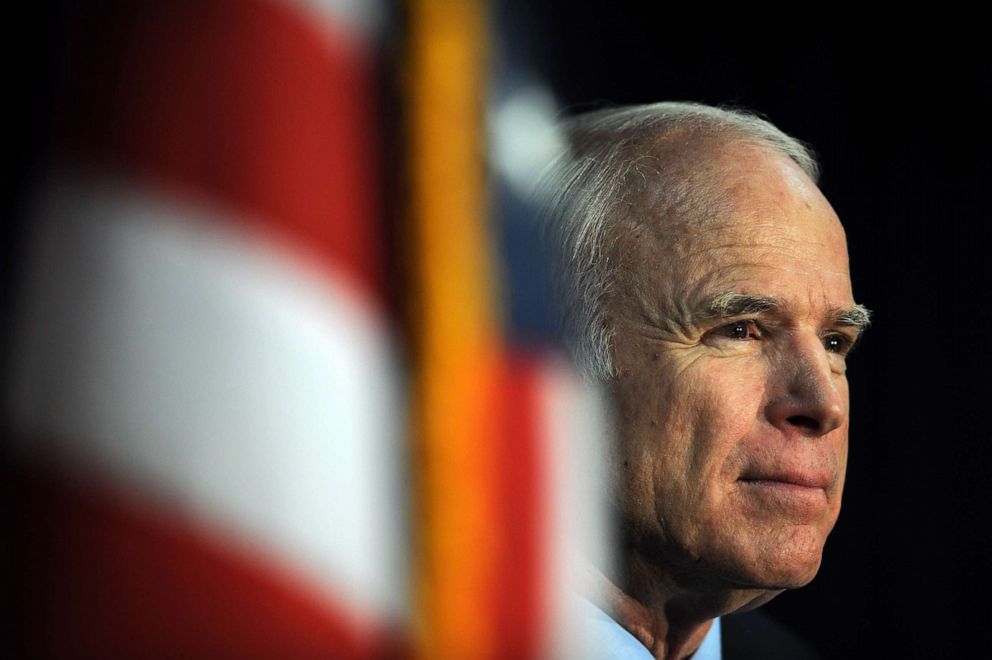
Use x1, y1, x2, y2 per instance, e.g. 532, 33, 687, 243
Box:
616, 144, 853, 313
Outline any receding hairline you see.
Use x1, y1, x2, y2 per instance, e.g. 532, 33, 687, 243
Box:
541, 102, 827, 381
569, 107, 826, 250
563, 102, 821, 185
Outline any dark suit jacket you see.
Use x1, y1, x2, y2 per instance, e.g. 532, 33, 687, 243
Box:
721, 609, 821, 660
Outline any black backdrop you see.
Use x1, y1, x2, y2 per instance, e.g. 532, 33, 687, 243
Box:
527, 5, 992, 658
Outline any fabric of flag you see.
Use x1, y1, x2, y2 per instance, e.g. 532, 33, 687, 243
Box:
4, 0, 404, 657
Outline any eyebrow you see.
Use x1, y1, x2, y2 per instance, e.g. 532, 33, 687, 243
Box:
702, 291, 780, 318
833, 304, 873, 334
698, 291, 873, 336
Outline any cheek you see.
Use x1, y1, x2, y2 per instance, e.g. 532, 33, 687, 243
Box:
682, 358, 767, 481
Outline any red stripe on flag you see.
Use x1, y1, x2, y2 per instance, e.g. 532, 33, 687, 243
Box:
493, 355, 549, 659
4, 453, 403, 659
58, 0, 380, 298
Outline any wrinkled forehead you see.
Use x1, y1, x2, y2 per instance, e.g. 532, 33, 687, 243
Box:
626, 142, 845, 253
611, 142, 852, 304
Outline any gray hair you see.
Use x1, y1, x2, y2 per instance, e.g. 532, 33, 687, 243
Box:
539, 102, 820, 381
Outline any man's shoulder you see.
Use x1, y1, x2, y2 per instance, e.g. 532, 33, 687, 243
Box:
720, 609, 820, 660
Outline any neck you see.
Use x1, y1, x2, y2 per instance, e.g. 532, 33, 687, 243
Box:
579, 555, 780, 660
609, 587, 713, 660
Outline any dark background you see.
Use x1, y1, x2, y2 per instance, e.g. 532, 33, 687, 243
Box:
9, 4, 991, 659
524, 6, 991, 658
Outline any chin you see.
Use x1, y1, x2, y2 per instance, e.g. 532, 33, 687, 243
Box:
750, 555, 822, 590
705, 525, 829, 591
711, 558, 822, 593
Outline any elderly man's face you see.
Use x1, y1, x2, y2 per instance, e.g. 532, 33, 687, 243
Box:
609, 145, 857, 593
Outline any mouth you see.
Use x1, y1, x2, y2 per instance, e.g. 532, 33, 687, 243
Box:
738, 480, 826, 500
738, 469, 832, 491
736, 470, 833, 519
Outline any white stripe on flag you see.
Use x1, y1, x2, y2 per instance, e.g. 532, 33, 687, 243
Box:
5, 173, 405, 621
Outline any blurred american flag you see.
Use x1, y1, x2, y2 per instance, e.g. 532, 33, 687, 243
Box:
3, 1, 610, 658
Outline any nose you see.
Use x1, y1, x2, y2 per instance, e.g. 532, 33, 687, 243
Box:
764, 336, 847, 438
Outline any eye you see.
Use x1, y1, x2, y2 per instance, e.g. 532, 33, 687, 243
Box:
824, 333, 854, 355
719, 320, 762, 341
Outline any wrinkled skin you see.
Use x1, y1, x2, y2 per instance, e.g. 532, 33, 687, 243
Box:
608, 142, 858, 610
